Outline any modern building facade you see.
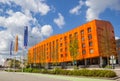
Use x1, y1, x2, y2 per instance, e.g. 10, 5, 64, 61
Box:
28, 20, 117, 68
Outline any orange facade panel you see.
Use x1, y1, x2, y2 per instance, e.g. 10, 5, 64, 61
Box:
28, 20, 116, 64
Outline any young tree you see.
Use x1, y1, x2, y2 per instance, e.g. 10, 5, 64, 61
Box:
69, 36, 79, 67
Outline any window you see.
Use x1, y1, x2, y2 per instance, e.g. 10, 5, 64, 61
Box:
56, 39, 58, 42
88, 27, 91, 33
74, 32, 78, 37
60, 43, 62, 47
81, 36, 85, 41
69, 34, 72, 38
64, 36, 67, 40
60, 49, 63, 52
88, 34, 92, 40
65, 48, 67, 51
82, 43, 85, 48
89, 41, 93, 46
60, 38, 62, 42
81, 30, 84, 35
82, 50, 86, 54
112, 31, 114, 33
90, 48, 94, 54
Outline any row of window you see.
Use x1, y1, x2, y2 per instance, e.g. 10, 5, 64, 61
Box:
82, 48, 94, 54
60, 28, 92, 42
82, 41, 93, 48
81, 27, 91, 35
34, 40, 93, 53
60, 48, 94, 58
36, 28, 92, 49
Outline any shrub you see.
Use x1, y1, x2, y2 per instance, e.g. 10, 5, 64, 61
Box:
53, 68, 62, 74
23, 68, 33, 72
11, 68, 116, 78
41, 69, 48, 74
32, 69, 41, 73
104, 70, 116, 77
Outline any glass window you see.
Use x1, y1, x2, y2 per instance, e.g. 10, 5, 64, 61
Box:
81, 36, 85, 41
89, 41, 93, 46
74, 32, 78, 37
60, 38, 62, 42
82, 43, 85, 48
64, 36, 67, 40
112, 31, 114, 33
90, 48, 94, 54
81, 30, 84, 35
82, 50, 86, 54
88, 28, 91, 33
69, 34, 72, 39
52, 41, 54, 46
88, 34, 92, 40
60, 43, 62, 47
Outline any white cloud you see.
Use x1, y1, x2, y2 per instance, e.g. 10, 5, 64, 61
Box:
0, 0, 53, 65
41, 25, 53, 37
85, 0, 120, 21
54, 13, 65, 28
115, 36, 120, 40
0, 11, 53, 55
69, 0, 84, 15
0, 0, 51, 15
0, 12, 32, 29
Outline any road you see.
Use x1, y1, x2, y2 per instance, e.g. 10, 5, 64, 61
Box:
0, 71, 115, 81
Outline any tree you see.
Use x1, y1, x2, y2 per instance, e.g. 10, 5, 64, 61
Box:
8, 59, 21, 68
69, 36, 79, 67
99, 26, 116, 67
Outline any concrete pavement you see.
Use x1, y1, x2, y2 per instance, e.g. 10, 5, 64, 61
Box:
0, 71, 115, 81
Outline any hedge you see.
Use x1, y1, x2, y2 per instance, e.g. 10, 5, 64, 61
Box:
7, 68, 117, 78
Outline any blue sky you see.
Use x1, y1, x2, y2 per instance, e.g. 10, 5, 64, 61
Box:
0, 0, 120, 65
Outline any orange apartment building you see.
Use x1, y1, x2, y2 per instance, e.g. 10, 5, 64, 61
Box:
28, 20, 117, 68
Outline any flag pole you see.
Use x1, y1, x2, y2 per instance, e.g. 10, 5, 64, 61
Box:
22, 47, 24, 72
9, 41, 13, 72
14, 35, 18, 72
23, 26, 28, 72
14, 53, 16, 72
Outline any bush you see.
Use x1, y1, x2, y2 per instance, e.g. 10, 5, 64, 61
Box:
41, 69, 48, 74
104, 70, 116, 77
32, 69, 41, 73
8, 68, 116, 78
23, 68, 33, 72
53, 68, 62, 74
49, 69, 116, 78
